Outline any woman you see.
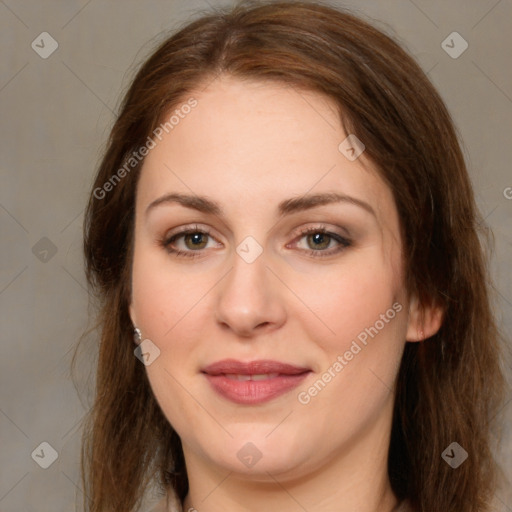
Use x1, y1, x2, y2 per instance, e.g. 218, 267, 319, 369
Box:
78, 1, 507, 511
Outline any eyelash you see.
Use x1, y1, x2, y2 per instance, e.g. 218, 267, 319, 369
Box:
159, 224, 352, 259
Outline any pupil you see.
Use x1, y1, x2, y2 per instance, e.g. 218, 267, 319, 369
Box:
191, 233, 203, 245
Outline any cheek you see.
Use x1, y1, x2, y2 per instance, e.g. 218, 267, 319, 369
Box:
291, 250, 405, 351
131, 248, 209, 341
292, 257, 407, 434
131, 254, 214, 432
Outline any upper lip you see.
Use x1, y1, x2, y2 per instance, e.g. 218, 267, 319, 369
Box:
202, 359, 311, 376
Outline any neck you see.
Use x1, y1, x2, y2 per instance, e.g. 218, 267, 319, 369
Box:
181, 394, 399, 512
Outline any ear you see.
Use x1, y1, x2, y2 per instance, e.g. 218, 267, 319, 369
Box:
406, 294, 444, 342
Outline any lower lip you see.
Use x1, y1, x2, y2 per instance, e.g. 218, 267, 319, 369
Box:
204, 373, 311, 405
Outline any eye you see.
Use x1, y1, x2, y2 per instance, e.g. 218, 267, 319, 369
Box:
291, 226, 352, 258
159, 224, 352, 259
160, 225, 218, 259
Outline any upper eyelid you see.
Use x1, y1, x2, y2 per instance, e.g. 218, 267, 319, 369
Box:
165, 223, 347, 236
164, 224, 216, 242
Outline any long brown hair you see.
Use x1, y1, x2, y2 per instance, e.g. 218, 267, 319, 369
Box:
76, 1, 507, 510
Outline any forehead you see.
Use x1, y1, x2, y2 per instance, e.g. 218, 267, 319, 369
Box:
137, 75, 396, 225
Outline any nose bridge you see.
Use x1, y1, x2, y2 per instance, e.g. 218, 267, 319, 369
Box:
214, 235, 286, 335
222, 236, 271, 309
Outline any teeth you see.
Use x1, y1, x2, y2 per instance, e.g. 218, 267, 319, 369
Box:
231, 374, 251, 381
225, 373, 280, 381
252, 373, 279, 381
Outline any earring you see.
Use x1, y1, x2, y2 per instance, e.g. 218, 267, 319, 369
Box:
419, 329, 425, 341
133, 327, 142, 345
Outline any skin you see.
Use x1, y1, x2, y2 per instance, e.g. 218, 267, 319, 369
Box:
129, 75, 442, 512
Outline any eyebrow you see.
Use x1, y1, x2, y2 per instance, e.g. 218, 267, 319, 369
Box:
145, 191, 376, 218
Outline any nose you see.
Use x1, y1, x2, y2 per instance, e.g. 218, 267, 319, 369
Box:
214, 246, 287, 338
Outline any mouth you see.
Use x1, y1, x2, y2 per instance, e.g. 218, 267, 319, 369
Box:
202, 359, 312, 405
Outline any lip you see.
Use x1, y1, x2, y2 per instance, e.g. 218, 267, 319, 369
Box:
202, 359, 311, 405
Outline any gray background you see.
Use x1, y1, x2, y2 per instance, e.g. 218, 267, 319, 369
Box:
1, 0, 511, 510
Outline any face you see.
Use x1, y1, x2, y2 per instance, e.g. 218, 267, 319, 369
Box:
130, 75, 413, 481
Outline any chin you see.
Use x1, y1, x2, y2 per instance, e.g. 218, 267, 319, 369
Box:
197, 429, 318, 479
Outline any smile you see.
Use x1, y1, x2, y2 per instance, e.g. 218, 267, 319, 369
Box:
202, 359, 311, 405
